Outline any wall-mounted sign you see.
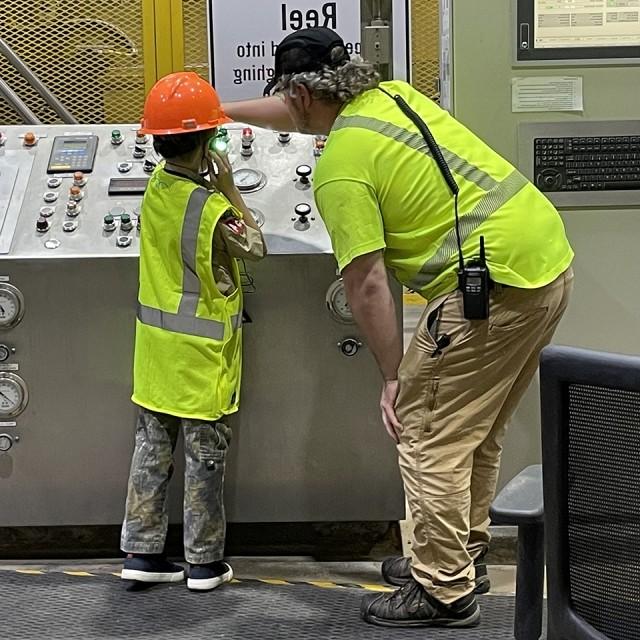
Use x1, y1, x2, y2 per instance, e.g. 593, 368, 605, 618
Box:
209, 1, 362, 100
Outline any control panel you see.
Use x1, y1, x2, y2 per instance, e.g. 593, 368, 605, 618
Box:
0, 124, 332, 259
519, 120, 640, 208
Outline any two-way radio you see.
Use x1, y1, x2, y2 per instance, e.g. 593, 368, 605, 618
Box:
378, 88, 490, 320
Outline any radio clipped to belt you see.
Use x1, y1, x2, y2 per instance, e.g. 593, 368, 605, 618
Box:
379, 88, 491, 320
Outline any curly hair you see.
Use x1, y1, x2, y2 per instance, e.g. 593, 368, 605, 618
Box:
278, 46, 380, 103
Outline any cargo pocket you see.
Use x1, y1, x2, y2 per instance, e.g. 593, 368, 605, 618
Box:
199, 422, 231, 471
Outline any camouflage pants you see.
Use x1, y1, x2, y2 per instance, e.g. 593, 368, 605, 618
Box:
120, 408, 231, 564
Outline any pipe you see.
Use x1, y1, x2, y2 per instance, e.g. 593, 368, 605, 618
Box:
0, 76, 41, 125
0, 36, 78, 124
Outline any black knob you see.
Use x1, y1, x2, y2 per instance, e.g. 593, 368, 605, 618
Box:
296, 164, 312, 184
278, 132, 291, 144
294, 203, 311, 223
36, 216, 49, 232
340, 338, 360, 357
143, 159, 156, 173
133, 146, 146, 158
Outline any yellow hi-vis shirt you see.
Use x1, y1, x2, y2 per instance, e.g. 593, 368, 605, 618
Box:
132, 167, 244, 421
313, 80, 574, 300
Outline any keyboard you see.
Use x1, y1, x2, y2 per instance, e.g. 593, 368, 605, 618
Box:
534, 136, 640, 192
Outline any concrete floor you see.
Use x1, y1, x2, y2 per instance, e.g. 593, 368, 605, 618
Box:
0, 558, 520, 596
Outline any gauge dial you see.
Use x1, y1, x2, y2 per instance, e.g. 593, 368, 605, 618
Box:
0, 284, 25, 329
0, 373, 28, 417
326, 279, 354, 324
232, 168, 266, 193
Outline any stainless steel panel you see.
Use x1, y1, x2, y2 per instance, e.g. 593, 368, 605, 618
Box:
0, 124, 404, 526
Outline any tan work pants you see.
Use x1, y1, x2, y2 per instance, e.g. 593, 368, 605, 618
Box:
395, 268, 573, 604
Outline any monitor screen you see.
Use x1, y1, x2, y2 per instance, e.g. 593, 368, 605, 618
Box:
517, 0, 640, 62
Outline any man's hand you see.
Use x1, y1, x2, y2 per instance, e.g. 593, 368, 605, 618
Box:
380, 380, 402, 443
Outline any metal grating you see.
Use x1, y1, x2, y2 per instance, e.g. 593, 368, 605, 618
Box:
567, 383, 640, 640
183, 0, 209, 80
410, 0, 440, 100
0, 0, 145, 125
4, 571, 522, 639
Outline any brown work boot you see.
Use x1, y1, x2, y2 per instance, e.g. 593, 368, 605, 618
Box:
381, 550, 491, 594
361, 577, 480, 628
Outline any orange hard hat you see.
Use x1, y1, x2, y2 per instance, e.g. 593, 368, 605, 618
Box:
139, 72, 231, 135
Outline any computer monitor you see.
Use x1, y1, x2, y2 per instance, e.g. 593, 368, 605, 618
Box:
516, 0, 640, 64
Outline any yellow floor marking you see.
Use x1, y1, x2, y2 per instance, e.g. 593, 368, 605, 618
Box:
403, 291, 426, 306
358, 584, 394, 592
16, 569, 45, 575
307, 581, 340, 589
259, 579, 290, 586
63, 571, 95, 577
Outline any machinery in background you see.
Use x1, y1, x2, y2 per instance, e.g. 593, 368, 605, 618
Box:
0, 124, 404, 526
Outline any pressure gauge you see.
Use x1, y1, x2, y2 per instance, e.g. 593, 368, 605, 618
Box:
232, 168, 266, 193
326, 279, 354, 324
0, 283, 25, 329
0, 373, 28, 417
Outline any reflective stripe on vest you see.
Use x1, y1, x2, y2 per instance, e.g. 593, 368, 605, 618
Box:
409, 170, 529, 290
137, 186, 242, 340
331, 115, 530, 289
178, 187, 211, 316
138, 303, 225, 340
333, 115, 499, 192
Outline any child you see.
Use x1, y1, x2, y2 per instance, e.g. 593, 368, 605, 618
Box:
120, 72, 266, 591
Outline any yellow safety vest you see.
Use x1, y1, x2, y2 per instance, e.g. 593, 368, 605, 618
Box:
313, 81, 574, 300
132, 168, 243, 421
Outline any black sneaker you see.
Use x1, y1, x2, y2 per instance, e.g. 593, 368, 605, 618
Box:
381, 551, 491, 594
361, 578, 480, 628
187, 561, 233, 591
121, 553, 185, 583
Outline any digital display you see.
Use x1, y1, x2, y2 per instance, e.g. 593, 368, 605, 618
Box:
108, 178, 149, 196
517, 0, 640, 62
535, 0, 640, 49
62, 140, 88, 150
47, 135, 98, 174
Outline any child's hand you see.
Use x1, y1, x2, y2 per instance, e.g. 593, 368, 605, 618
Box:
206, 148, 238, 199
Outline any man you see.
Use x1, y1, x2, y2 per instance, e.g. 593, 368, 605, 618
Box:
224, 27, 573, 628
